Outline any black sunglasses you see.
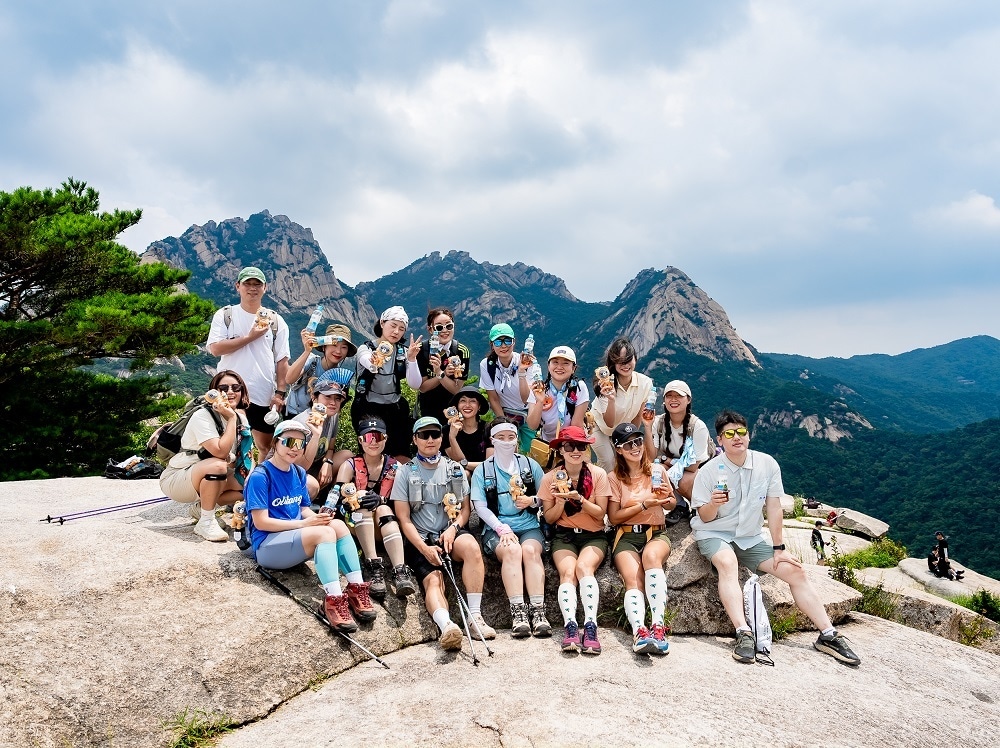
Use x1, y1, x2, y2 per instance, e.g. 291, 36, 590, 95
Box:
216, 383, 242, 393
560, 442, 589, 452
415, 430, 442, 440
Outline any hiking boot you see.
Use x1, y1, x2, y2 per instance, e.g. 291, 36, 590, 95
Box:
193, 516, 228, 542
510, 602, 531, 638
814, 630, 861, 666
732, 630, 755, 663
365, 557, 387, 599
439, 621, 463, 651
469, 612, 497, 640
392, 564, 418, 597
632, 626, 658, 655
323, 594, 358, 633
561, 621, 581, 652
581, 621, 601, 655
345, 582, 377, 623
529, 603, 553, 637
650, 622, 670, 655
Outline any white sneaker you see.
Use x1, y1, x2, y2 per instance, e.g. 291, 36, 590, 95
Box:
194, 517, 228, 542
439, 622, 463, 650
469, 613, 497, 640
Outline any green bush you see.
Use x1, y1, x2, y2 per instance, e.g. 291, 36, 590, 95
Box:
833, 537, 908, 570
792, 495, 806, 519
951, 589, 1000, 624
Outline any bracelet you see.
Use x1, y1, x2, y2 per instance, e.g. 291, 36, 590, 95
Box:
640, 502, 647, 511
323, 459, 335, 466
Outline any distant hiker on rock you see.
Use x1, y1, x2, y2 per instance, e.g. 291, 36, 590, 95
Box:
470, 419, 550, 640
391, 416, 497, 650
159, 369, 253, 542
811, 521, 827, 562
691, 410, 861, 666
354, 306, 424, 462
591, 337, 654, 471
479, 323, 535, 453
933, 531, 964, 581
538, 425, 612, 655
207, 266, 291, 456
245, 420, 374, 632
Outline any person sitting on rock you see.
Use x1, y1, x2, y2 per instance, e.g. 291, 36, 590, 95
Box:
644, 379, 713, 503
470, 418, 550, 639
538, 425, 612, 655
335, 417, 418, 599
291, 370, 354, 501
691, 410, 861, 666
159, 369, 253, 542
244, 420, 374, 632
607, 423, 674, 656
391, 416, 497, 650
933, 531, 964, 581
479, 323, 535, 453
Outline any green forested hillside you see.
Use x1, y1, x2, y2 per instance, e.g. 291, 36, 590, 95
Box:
755, 419, 1000, 578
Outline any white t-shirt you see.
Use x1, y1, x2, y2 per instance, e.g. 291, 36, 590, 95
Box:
651, 413, 712, 464
527, 379, 591, 442
207, 305, 290, 407
168, 407, 238, 469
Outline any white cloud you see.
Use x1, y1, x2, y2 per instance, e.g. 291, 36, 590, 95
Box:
924, 191, 1000, 232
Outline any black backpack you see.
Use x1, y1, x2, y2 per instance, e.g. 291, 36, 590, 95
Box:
147, 396, 225, 464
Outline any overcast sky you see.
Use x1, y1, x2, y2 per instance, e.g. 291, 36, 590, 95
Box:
3, 1, 999, 357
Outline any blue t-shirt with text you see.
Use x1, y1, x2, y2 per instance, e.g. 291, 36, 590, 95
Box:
244, 461, 310, 555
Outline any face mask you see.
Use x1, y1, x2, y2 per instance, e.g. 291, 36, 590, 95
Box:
491, 440, 518, 472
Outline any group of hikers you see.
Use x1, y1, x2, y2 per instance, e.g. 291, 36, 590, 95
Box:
158, 266, 861, 666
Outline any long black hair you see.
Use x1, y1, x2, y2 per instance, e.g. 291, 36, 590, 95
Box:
604, 336, 637, 388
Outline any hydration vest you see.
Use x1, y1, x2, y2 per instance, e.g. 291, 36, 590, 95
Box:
482, 455, 537, 519
353, 455, 399, 500
356, 339, 407, 397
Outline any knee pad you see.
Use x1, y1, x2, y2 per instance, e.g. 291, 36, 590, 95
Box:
377, 514, 398, 529
203, 473, 227, 482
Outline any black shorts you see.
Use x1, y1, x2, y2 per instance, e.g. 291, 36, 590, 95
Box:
246, 402, 277, 434
403, 529, 473, 583
352, 397, 413, 458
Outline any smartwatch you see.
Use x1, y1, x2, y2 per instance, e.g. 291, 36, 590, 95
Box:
772, 544, 786, 551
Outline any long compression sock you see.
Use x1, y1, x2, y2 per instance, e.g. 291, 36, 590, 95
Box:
314, 542, 341, 595
355, 512, 377, 560
336, 535, 364, 585
558, 583, 578, 625
379, 518, 406, 567
579, 576, 600, 624
644, 568, 667, 626
624, 588, 646, 634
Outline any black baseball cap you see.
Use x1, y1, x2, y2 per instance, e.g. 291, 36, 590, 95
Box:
611, 422, 642, 446
358, 417, 387, 436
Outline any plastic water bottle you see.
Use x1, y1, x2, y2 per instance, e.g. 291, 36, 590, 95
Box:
715, 463, 729, 499
430, 329, 441, 356
651, 459, 663, 490
306, 304, 325, 333
319, 485, 341, 516
521, 334, 535, 365
643, 386, 657, 420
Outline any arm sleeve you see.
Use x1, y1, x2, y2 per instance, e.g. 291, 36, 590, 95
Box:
692, 418, 712, 463
405, 359, 423, 389
479, 360, 496, 391
690, 464, 714, 508
575, 380, 591, 405
244, 469, 270, 513
390, 465, 410, 503
357, 343, 376, 374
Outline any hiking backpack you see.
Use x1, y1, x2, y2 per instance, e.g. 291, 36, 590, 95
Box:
147, 396, 225, 464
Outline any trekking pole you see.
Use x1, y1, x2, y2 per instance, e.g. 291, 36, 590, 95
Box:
40, 496, 171, 524
440, 552, 480, 665
256, 565, 390, 670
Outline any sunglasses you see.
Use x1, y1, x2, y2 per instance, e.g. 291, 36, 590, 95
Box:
414, 431, 442, 440
721, 427, 749, 439
432, 322, 455, 332
560, 442, 589, 453
278, 436, 306, 450
492, 337, 515, 347
617, 437, 644, 451
216, 383, 242, 393
361, 432, 386, 444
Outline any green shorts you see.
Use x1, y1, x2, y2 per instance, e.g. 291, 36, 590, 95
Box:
696, 537, 774, 575
550, 527, 609, 556
612, 525, 671, 557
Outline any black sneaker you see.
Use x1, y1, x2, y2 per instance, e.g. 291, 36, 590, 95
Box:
393, 564, 418, 597
529, 603, 552, 637
365, 557, 387, 598
732, 630, 755, 663
814, 631, 861, 666
510, 602, 531, 638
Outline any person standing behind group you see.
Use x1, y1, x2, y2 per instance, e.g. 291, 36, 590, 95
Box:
207, 267, 291, 455
591, 337, 653, 471
607, 423, 674, 656
479, 323, 535, 453
538, 426, 612, 655
415, 308, 471, 446
284, 323, 357, 416
525, 345, 590, 454
470, 419, 550, 639
645, 379, 712, 502
354, 306, 424, 462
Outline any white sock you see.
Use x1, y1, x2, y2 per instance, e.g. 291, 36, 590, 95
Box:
323, 581, 342, 596
579, 576, 600, 624
345, 570, 364, 585
644, 568, 667, 626
200, 508, 215, 521
432, 608, 452, 633
529, 594, 544, 607
467, 592, 483, 616
624, 588, 646, 634
821, 627, 836, 638
508, 595, 523, 606
558, 583, 578, 625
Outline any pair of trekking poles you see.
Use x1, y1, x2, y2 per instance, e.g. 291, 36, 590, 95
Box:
39, 496, 171, 524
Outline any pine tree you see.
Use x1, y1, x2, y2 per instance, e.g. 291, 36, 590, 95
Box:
0, 179, 216, 479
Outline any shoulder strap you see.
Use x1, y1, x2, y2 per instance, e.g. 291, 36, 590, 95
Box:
353, 456, 369, 490
222, 304, 277, 352
487, 357, 498, 383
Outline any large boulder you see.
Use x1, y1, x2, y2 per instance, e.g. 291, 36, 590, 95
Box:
835, 508, 889, 539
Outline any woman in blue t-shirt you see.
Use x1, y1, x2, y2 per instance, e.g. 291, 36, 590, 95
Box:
244, 420, 373, 632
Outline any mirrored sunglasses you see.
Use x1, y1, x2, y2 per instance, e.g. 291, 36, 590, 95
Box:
618, 437, 644, 451
492, 337, 515, 347
721, 427, 749, 439
278, 436, 307, 450
362, 432, 386, 444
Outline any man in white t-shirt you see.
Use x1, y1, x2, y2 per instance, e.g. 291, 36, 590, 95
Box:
207, 267, 291, 454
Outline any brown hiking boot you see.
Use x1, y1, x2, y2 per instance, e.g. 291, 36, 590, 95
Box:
323, 594, 358, 633
346, 581, 377, 623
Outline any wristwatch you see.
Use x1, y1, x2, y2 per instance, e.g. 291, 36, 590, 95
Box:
772, 544, 786, 551
275, 390, 287, 397
460, 459, 468, 468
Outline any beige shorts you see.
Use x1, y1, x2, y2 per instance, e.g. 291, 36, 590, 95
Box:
159, 464, 199, 504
